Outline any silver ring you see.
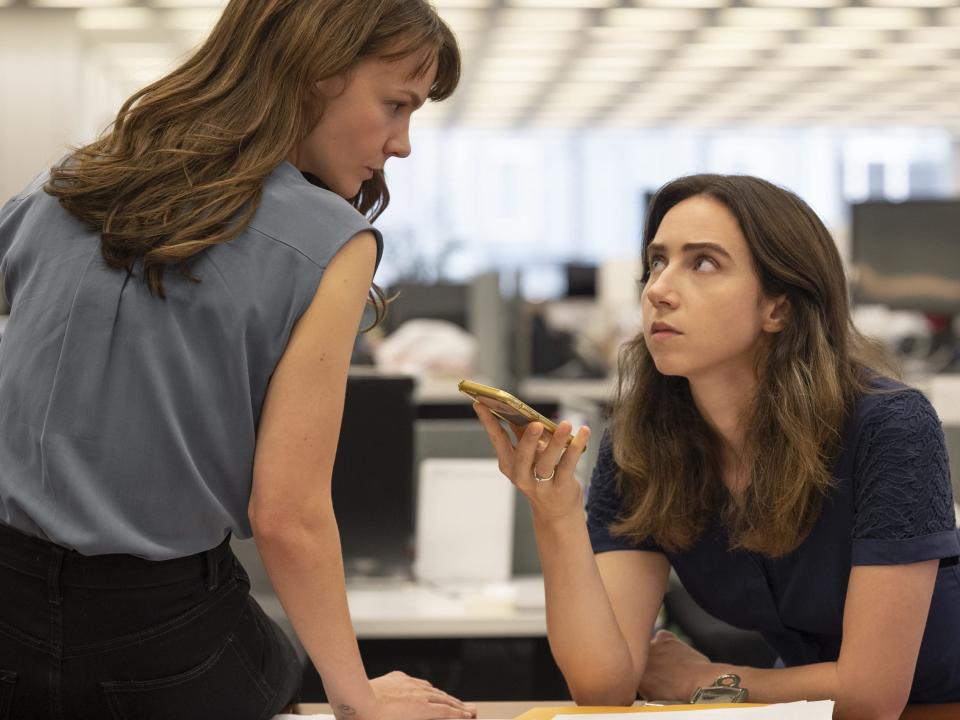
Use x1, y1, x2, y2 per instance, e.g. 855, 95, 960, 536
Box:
533, 466, 556, 483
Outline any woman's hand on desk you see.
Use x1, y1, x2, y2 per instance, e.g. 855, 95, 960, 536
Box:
370, 671, 477, 719
637, 630, 714, 702
473, 402, 591, 524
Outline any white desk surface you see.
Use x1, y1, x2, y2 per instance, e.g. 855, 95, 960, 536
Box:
256, 576, 546, 641
344, 576, 546, 639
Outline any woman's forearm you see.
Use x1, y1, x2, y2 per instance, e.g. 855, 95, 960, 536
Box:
692, 662, 902, 720
532, 510, 641, 705
254, 506, 376, 719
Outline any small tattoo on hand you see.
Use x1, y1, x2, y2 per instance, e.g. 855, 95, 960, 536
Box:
337, 705, 357, 717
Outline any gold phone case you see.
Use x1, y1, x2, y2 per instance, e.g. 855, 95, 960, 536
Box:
458, 379, 577, 446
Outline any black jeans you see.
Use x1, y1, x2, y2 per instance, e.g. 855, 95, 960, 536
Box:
0, 523, 301, 720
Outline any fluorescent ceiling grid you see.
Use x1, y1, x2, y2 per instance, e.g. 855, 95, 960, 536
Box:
5, 0, 958, 129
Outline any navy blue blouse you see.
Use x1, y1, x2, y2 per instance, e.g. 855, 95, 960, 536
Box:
587, 381, 960, 703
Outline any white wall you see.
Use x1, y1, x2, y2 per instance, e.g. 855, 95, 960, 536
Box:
0, 10, 82, 200
953, 135, 960, 195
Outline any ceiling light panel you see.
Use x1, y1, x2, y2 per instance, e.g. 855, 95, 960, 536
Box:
76, 8, 153, 29
695, 27, 785, 48
942, 8, 960, 25
508, 0, 616, 7
863, 0, 955, 7
163, 9, 220, 31
744, 0, 843, 7
908, 28, 960, 48
828, 7, 925, 28
499, 8, 586, 29
33, 0, 128, 6
603, 8, 704, 30
716, 7, 816, 28
673, 45, 761, 67
801, 27, 889, 48
433, 0, 495, 6
775, 44, 856, 67
435, 8, 487, 33
638, 0, 727, 7
151, 0, 227, 7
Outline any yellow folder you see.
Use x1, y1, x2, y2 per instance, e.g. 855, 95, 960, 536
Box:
515, 705, 767, 719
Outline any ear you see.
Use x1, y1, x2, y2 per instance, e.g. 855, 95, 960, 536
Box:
761, 294, 790, 333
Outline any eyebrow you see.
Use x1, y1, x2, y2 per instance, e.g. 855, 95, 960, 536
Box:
402, 90, 425, 109
645, 241, 733, 261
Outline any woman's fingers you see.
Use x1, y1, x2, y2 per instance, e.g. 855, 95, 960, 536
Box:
554, 425, 591, 478
532, 421, 573, 479
473, 403, 518, 461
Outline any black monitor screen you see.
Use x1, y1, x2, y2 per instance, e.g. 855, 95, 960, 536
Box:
852, 200, 960, 314
331, 373, 415, 577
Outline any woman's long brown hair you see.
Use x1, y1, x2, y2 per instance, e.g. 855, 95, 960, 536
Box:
610, 174, 894, 557
45, 0, 460, 323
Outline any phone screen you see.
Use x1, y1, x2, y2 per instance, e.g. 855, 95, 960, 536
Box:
474, 395, 538, 427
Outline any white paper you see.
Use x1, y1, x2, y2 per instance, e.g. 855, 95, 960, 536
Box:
555, 700, 834, 720
415, 458, 516, 582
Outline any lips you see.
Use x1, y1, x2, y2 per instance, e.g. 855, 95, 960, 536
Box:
651, 321, 680, 335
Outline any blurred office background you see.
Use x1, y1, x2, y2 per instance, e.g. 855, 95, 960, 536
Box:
1, 0, 959, 702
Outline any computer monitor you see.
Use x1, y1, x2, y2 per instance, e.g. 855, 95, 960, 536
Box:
382, 282, 469, 333
331, 373, 416, 577
852, 199, 960, 371
851, 199, 960, 315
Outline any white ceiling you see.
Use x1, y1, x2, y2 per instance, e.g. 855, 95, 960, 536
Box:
2, 0, 959, 130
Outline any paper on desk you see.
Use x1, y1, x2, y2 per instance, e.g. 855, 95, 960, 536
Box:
555, 700, 834, 720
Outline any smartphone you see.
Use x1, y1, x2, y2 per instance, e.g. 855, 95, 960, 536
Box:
458, 379, 576, 445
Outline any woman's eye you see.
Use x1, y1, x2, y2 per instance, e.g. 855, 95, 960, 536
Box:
648, 256, 666, 271
693, 255, 718, 271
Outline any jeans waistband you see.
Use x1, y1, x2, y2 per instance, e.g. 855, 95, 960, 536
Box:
0, 521, 234, 590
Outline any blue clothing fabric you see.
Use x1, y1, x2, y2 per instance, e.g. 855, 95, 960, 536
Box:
0, 161, 382, 560
587, 381, 960, 703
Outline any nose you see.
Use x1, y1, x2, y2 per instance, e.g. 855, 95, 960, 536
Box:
644, 268, 678, 308
385, 125, 411, 159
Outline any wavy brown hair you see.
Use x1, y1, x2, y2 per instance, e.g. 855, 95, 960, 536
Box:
45, 0, 460, 323
610, 174, 894, 557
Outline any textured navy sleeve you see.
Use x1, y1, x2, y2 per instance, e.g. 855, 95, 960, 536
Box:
851, 389, 959, 566
585, 432, 662, 554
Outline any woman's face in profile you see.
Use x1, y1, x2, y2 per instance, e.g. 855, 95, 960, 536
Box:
289, 52, 438, 199
641, 194, 784, 385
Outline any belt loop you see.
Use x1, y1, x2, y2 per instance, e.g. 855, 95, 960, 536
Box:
205, 547, 219, 592
47, 546, 65, 605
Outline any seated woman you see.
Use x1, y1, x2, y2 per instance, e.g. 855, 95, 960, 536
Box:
474, 174, 959, 720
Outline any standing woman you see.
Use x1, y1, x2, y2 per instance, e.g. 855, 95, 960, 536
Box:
476, 175, 960, 719
0, 2, 475, 719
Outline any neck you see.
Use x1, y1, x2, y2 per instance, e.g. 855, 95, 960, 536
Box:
687, 365, 758, 489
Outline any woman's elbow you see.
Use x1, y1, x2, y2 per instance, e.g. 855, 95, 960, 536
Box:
834, 689, 908, 720
567, 672, 639, 708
